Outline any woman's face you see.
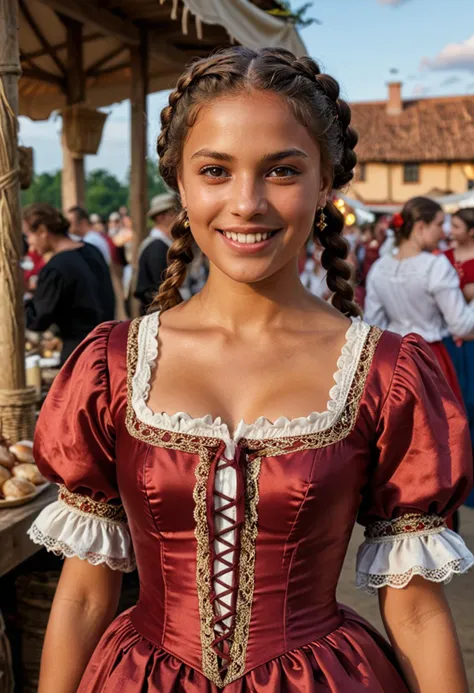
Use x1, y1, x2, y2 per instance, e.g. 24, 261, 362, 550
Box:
178, 91, 329, 285
450, 215, 472, 245
419, 210, 445, 251
23, 221, 51, 257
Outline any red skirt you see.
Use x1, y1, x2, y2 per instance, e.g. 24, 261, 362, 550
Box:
429, 341, 464, 405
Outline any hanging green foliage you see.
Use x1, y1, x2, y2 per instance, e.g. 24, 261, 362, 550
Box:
266, 2, 320, 28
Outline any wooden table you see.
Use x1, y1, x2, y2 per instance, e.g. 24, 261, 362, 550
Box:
0, 485, 57, 578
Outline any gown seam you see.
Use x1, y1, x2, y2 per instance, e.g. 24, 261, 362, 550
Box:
160, 538, 167, 648
377, 336, 404, 422
141, 445, 165, 540
282, 448, 319, 651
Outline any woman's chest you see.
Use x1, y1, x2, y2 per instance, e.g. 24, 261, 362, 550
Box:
114, 434, 370, 540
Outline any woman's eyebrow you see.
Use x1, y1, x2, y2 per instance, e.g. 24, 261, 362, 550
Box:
191, 149, 234, 162
190, 148, 309, 163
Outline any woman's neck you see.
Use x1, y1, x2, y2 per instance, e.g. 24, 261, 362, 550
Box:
50, 236, 83, 255
453, 238, 474, 261
396, 237, 423, 259
189, 258, 323, 334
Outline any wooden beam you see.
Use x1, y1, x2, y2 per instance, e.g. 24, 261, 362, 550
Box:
0, 0, 27, 392
61, 14, 85, 210
19, 0, 66, 75
21, 66, 66, 87
130, 26, 148, 316
88, 60, 130, 78
42, 0, 140, 45
86, 45, 127, 76
21, 31, 104, 61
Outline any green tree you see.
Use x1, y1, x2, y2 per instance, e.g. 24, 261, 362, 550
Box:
20, 171, 62, 209
146, 159, 168, 199
86, 169, 128, 218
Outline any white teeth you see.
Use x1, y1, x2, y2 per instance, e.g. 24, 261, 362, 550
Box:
223, 231, 273, 243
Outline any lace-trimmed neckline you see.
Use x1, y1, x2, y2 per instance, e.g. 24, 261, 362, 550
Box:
130, 311, 371, 452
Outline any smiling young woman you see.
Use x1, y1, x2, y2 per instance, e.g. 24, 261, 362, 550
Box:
29, 48, 472, 693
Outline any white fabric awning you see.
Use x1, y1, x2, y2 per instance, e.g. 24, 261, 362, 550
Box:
182, 0, 306, 56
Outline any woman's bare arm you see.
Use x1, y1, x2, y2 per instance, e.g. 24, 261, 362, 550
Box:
379, 576, 468, 693
38, 557, 123, 693
463, 282, 474, 303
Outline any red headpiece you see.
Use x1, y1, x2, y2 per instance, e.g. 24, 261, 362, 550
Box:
391, 212, 404, 230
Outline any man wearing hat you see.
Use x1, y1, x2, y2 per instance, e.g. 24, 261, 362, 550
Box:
135, 193, 178, 314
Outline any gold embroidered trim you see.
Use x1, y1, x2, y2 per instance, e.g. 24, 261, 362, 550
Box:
240, 325, 383, 457
365, 513, 446, 542
193, 448, 262, 688
126, 319, 383, 458
125, 317, 221, 454
225, 457, 261, 685
58, 484, 127, 523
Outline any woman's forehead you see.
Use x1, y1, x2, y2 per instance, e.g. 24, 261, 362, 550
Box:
183, 91, 320, 161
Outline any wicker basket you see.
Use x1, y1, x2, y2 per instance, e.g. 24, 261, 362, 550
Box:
0, 388, 36, 444
18, 147, 34, 190
61, 105, 108, 156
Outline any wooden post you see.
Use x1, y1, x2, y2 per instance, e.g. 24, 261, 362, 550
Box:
129, 27, 148, 315
60, 14, 85, 211
0, 0, 26, 391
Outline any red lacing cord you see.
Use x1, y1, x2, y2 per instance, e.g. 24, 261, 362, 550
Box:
209, 454, 244, 674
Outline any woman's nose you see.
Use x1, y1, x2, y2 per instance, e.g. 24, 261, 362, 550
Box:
229, 176, 268, 219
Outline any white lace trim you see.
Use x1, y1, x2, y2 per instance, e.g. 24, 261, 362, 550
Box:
356, 528, 474, 595
27, 501, 136, 572
131, 311, 371, 447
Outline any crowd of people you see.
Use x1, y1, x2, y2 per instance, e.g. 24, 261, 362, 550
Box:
21, 193, 208, 363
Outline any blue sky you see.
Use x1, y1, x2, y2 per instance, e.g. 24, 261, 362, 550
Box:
19, 0, 474, 181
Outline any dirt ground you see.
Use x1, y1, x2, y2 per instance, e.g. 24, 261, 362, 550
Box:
337, 506, 474, 689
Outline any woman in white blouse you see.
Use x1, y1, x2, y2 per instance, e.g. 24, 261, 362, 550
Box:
365, 196, 474, 404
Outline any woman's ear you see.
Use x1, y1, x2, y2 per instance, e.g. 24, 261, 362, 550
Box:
317, 176, 331, 209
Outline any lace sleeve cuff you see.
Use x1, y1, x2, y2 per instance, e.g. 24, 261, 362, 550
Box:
27, 487, 135, 572
356, 514, 474, 594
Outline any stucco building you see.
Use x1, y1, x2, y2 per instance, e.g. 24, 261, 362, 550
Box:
350, 83, 474, 211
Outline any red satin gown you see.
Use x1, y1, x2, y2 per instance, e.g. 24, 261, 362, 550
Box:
29, 315, 473, 692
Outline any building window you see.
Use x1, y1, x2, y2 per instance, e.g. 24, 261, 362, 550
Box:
403, 163, 420, 183
357, 163, 366, 182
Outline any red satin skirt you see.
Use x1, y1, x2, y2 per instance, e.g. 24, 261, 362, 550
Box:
78, 606, 408, 692
429, 341, 464, 405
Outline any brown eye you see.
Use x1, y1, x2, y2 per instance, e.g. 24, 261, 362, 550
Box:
268, 166, 299, 178
200, 166, 229, 179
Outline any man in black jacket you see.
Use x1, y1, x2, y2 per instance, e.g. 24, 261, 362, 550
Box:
135, 193, 177, 314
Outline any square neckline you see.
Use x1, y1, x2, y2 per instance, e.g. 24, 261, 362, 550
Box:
129, 311, 374, 451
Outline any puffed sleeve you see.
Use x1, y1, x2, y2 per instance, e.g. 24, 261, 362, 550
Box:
356, 333, 473, 593
27, 322, 135, 572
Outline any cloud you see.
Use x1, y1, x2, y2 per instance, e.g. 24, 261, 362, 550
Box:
378, 0, 409, 5
440, 76, 461, 87
411, 84, 428, 97
421, 34, 474, 73
467, 82, 474, 91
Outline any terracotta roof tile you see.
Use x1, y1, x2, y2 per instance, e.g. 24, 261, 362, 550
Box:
350, 95, 474, 163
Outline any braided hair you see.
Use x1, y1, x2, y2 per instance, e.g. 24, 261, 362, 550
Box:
152, 47, 360, 317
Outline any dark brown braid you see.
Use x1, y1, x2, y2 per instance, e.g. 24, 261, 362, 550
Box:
153, 209, 194, 312
150, 46, 359, 317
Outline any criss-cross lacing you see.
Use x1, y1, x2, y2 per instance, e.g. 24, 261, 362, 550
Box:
209, 449, 245, 675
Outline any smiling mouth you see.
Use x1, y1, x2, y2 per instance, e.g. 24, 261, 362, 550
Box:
218, 229, 280, 244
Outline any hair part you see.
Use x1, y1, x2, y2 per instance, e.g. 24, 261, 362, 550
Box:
152, 46, 360, 317
23, 203, 70, 236
395, 196, 442, 245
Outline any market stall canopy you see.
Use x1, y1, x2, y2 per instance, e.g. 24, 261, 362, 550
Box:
18, 0, 306, 120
